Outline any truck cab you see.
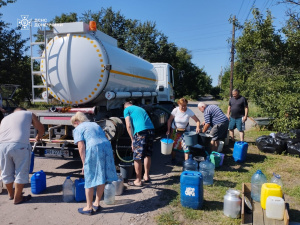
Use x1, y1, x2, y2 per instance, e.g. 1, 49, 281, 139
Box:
152, 63, 175, 103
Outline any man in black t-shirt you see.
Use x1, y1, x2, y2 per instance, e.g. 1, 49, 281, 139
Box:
227, 89, 248, 142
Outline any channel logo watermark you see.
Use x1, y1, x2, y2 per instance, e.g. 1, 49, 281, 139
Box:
17, 15, 63, 30
17, 15, 31, 30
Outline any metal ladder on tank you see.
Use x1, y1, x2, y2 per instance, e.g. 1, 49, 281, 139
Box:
30, 26, 53, 104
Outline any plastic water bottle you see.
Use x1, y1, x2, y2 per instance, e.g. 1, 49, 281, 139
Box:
199, 157, 215, 185
62, 176, 75, 202
251, 170, 267, 202
183, 154, 198, 171
104, 182, 116, 205
0, 177, 3, 194
270, 172, 283, 188
112, 173, 124, 196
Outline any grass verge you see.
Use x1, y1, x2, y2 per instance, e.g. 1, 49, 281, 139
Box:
155, 128, 300, 224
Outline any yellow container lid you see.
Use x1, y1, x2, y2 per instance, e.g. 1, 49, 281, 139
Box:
261, 183, 283, 209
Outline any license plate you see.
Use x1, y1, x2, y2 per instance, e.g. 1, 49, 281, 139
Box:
44, 149, 69, 157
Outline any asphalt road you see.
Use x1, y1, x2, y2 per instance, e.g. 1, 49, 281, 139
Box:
0, 97, 257, 225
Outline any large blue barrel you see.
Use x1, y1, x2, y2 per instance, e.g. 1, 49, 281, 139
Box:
75, 178, 86, 202
233, 141, 248, 162
180, 170, 203, 209
31, 170, 46, 194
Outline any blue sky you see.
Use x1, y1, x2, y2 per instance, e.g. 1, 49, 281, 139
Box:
1, 0, 290, 86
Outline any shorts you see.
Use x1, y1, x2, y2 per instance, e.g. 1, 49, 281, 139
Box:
132, 129, 155, 160
210, 120, 229, 141
229, 117, 245, 132
0, 142, 31, 184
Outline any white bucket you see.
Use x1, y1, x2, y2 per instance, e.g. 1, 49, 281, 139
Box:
217, 141, 224, 153
161, 138, 174, 155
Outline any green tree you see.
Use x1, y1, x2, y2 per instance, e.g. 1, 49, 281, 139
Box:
0, 9, 31, 103
228, 7, 300, 131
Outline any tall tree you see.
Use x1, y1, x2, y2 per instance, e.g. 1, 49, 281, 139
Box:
0, 2, 32, 103
228, 7, 300, 131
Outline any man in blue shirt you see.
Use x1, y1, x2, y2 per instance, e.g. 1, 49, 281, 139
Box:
198, 102, 229, 151
124, 101, 154, 187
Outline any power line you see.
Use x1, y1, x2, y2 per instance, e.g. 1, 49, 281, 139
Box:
245, 0, 257, 22
237, 0, 246, 17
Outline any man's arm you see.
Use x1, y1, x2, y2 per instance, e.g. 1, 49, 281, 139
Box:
202, 123, 211, 133
243, 106, 249, 122
125, 116, 134, 141
32, 113, 45, 141
227, 106, 231, 119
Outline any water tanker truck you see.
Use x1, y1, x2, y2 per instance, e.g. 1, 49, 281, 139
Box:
30, 21, 175, 159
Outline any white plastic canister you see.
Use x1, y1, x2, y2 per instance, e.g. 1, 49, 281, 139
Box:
266, 196, 285, 220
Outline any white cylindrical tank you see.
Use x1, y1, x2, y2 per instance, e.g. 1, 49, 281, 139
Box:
41, 22, 157, 106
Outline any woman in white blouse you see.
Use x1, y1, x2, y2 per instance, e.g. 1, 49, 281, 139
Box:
166, 98, 200, 161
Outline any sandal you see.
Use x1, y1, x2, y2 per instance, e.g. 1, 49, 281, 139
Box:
92, 205, 101, 212
14, 195, 32, 205
143, 178, 151, 183
127, 181, 142, 187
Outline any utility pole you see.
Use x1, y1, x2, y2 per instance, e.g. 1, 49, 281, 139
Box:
229, 15, 236, 98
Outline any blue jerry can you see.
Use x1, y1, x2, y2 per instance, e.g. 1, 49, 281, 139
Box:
233, 141, 248, 162
180, 170, 203, 209
75, 178, 86, 202
31, 170, 46, 194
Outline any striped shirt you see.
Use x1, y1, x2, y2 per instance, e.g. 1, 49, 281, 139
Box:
204, 105, 228, 127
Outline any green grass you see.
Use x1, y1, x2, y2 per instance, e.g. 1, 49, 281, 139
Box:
155, 128, 300, 224
156, 211, 181, 225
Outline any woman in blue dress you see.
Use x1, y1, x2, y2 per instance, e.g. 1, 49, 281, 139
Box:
71, 112, 118, 215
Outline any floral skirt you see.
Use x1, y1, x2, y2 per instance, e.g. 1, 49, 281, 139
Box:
171, 130, 189, 153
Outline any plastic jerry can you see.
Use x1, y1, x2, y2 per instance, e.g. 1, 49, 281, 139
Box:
261, 183, 282, 209
31, 170, 46, 194
209, 151, 221, 167
266, 196, 285, 220
75, 178, 86, 202
233, 141, 248, 162
180, 170, 203, 209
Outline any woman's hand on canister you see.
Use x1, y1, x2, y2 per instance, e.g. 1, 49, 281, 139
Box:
166, 130, 170, 135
